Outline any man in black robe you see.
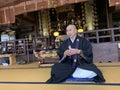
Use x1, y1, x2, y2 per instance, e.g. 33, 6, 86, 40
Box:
46, 24, 105, 83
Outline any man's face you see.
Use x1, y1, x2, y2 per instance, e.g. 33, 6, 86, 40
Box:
66, 25, 77, 39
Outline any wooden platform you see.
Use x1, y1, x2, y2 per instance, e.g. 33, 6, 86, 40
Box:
0, 62, 120, 90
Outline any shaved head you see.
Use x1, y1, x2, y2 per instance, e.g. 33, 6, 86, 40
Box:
66, 24, 77, 31
66, 24, 77, 39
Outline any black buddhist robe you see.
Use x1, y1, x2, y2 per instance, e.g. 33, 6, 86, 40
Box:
46, 35, 105, 83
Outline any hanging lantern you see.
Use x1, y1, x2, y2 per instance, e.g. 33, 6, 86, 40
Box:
78, 28, 83, 33
53, 31, 59, 37
23, 1, 27, 16
8, 7, 11, 24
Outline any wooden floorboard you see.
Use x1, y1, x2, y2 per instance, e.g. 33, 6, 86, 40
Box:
0, 62, 120, 90
0, 84, 120, 90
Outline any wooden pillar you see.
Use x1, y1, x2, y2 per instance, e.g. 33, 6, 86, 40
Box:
106, 0, 113, 28
108, 6, 115, 28
108, 11, 113, 28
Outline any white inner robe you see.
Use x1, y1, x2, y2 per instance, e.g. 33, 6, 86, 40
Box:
72, 67, 97, 78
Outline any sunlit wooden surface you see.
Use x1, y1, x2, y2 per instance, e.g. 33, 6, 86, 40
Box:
0, 62, 119, 90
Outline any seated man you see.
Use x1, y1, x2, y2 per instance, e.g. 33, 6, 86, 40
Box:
46, 24, 105, 83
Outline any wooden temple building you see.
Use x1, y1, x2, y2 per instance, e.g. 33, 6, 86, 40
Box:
0, 0, 120, 90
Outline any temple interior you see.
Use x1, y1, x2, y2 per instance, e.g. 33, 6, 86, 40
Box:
0, 0, 120, 90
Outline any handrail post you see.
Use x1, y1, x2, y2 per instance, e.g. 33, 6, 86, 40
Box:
111, 29, 115, 43
96, 31, 99, 43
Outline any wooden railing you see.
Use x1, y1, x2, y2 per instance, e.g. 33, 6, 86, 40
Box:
81, 28, 120, 62
82, 28, 120, 43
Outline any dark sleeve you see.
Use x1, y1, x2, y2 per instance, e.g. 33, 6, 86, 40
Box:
81, 38, 93, 63
57, 40, 68, 59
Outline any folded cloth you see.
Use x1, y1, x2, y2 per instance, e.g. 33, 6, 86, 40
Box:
72, 67, 97, 78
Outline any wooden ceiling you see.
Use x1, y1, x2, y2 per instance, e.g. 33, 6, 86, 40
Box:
0, 0, 29, 8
